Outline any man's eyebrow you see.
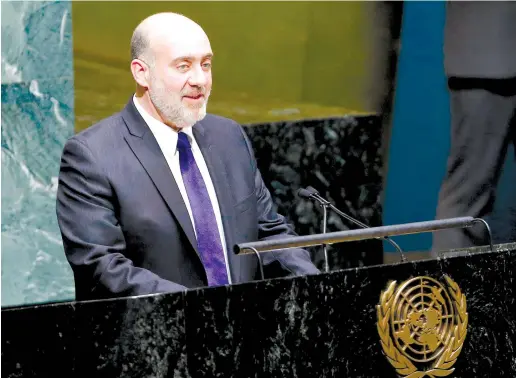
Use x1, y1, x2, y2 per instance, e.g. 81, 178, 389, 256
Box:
172, 53, 214, 63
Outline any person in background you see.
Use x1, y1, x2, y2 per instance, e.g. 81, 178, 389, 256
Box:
433, 1, 516, 253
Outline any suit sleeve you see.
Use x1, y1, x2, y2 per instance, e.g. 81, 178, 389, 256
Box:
238, 127, 320, 277
56, 137, 187, 299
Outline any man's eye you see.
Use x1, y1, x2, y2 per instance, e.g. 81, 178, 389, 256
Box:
177, 64, 189, 71
202, 62, 212, 69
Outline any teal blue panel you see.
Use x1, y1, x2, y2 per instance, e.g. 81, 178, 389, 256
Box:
382, 2, 450, 252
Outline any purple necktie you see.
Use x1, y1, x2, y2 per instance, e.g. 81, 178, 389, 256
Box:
177, 132, 229, 286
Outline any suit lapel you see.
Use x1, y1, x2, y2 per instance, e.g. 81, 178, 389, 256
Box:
193, 121, 242, 282
121, 100, 199, 256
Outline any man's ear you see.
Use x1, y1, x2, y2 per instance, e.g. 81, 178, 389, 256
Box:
130, 59, 150, 88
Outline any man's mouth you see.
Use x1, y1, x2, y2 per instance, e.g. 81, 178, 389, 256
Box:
183, 94, 204, 100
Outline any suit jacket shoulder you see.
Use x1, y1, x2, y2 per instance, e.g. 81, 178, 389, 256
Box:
201, 113, 247, 138
67, 111, 127, 155
196, 113, 255, 159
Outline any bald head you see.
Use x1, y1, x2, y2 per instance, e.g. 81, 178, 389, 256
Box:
130, 12, 209, 65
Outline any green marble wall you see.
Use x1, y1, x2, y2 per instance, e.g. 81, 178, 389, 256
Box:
1, 1, 75, 307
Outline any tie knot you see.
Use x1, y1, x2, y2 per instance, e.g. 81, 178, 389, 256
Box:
177, 132, 191, 150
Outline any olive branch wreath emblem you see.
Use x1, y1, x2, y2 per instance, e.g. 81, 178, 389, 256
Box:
376, 276, 468, 378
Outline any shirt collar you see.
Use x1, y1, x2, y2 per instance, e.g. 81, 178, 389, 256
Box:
132, 95, 195, 152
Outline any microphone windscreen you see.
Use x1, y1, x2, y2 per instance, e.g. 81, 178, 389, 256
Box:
297, 188, 313, 199
306, 186, 320, 195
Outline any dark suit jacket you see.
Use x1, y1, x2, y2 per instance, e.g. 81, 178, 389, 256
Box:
444, 1, 516, 78
56, 99, 319, 301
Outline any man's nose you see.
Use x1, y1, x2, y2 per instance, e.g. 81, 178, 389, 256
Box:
188, 65, 208, 87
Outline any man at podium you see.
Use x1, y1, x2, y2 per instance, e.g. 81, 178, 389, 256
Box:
55, 12, 319, 301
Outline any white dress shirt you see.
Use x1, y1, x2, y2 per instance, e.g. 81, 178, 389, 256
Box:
132, 96, 232, 283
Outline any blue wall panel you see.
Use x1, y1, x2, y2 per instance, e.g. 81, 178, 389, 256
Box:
383, 1, 450, 252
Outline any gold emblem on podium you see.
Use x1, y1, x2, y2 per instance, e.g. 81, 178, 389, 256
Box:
376, 276, 468, 377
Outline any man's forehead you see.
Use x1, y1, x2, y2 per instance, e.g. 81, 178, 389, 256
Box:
153, 34, 212, 60
147, 23, 207, 45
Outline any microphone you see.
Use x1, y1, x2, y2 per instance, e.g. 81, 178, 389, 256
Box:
298, 186, 407, 263
298, 189, 331, 272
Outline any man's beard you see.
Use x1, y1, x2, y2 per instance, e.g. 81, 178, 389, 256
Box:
148, 77, 210, 128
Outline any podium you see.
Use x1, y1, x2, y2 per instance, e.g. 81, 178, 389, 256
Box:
2, 239, 515, 377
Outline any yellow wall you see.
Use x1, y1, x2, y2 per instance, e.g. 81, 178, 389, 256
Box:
72, 1, 375, 132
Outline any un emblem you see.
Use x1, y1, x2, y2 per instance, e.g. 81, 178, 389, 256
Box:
376, 276, 468, 377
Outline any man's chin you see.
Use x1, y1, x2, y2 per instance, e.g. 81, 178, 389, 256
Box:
177, 114, 206, 128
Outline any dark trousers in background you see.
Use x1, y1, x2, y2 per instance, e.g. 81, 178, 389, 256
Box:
433, 77, 516, 253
